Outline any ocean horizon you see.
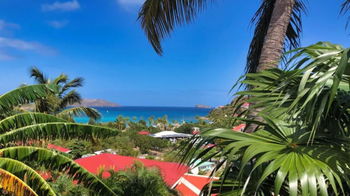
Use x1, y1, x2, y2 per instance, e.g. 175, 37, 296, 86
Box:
74, 106, 213, 123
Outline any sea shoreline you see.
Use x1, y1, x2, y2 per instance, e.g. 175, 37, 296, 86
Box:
74, 106, 213, 123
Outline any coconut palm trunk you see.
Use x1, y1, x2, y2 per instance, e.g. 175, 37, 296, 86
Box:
138, 0, 302, 133
246, 0, 296, 132
257, 0, 296, 71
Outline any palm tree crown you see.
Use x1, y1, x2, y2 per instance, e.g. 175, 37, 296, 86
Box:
29, 67, 100, 121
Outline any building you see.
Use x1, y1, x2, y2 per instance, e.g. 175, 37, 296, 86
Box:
75, 153, 189, 186
150, 131, 192, 139
47, 144, 71, 153
138, 130, 150, 135
190, 160, 216, 175
232, 123, 246, 132
172, 173, 219, 196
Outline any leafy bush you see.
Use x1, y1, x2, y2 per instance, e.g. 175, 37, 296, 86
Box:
100, 162, 174, 196
174, 123, 193, 134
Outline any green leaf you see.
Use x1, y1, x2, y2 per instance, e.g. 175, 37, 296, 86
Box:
0, 157, 56, 196
0, 122, 118, 145
0, 146, 118, 195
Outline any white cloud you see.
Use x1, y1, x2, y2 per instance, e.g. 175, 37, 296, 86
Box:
47, 20, 69, 29
42, 0, 80, 12
0, 51, 15, 60
0, 20, 20, 31
0, 20, 20, 36
0, 20, 56, 60
0, 37, 56, 57
117, 0, 144, 7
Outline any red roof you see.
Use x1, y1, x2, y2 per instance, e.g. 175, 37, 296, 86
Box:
75, 153, 189, 186
192, 130, 200, 135
138, 131, 150, 135
176, 183, 198, 196
173, 174, 218, 196
232, 124, 246, 132
47, 144, 71, 153
242, 102, 250, 108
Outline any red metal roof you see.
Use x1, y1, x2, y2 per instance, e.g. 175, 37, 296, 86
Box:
75, 153, 189, 186
174, 174, 218, 196
47, 144, 71, 153
183, 175, 213, 190
176, 183, 198, 196
232, 123, 246, 132
138, 131, 150, 135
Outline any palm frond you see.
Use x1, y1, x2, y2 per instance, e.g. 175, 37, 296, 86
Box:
0, 146, 118, 195
30, 67, 48, 84
52, 74, 68, 85
0, 112, 67, 134
0, 122, 118, 146
246, 0, 306, 73
341, 0, 350, 28
0, 168, 38, 196
138, 0, 210, 55
183, 119, 350, 195
57, 107, 101, 120
0, 157, 56, 196
59, 90, 82, 109
61, 77, 84, 94
237, 42, 350, 140
0, 84, 56, 114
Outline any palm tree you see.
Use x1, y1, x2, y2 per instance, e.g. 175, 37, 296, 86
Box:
29, 67, 101, 121
138, 0, 305, 73
182, 42, 350, 195
138, 0, 350, 73
148, 116, 155, 126
0, 84, 119, 195
115, 115, 128, 130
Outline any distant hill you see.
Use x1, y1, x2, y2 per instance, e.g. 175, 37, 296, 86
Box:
195, 104, 212, 109
71, 99, 120, 107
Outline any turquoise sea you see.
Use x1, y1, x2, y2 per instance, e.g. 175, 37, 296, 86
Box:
74, 106, 213, 123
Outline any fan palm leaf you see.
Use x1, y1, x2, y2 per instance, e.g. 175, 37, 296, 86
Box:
182, 42, 350, 195
184, 117, 350, 195
0, 146, 119, 195
238, 42, 350, 139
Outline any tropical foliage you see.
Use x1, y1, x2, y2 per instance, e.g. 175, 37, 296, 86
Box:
182, 42, 350, 195
0, 84, 119, 196
100, 162, 175, 196
29, 67, 101, 121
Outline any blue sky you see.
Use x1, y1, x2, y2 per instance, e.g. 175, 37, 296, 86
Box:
0, 0, 349, 107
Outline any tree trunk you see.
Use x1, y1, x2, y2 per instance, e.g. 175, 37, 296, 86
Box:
257, 0, 295, 71
246, 0, 295, 133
